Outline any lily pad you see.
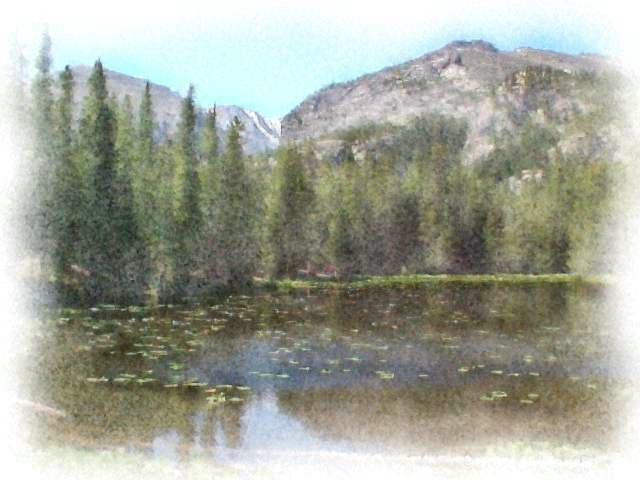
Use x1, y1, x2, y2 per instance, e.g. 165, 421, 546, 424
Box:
86, 377, 109, 383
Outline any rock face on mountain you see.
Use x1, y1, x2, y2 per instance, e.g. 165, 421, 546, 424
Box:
70, 66, 281, 155
281, 40, 621, 162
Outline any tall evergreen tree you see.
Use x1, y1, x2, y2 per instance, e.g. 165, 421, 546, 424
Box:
51, 66, 83, 281
171, 85, 202, 295
199, 106, 220, 281
30, 30, 56, 263
138, 82, 155, 164
31, 30, 54, 149
177, 85, 201, 233
266, 145, 315, 277
79, 60, 144, 301
133, 81, 172, 300
202, 106, 219, 165
115, 95, 150, 294
215, 116, 258, 286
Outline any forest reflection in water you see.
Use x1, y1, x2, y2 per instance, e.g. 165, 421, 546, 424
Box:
27, 282, 625, 464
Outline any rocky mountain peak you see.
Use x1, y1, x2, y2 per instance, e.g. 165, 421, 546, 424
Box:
281, 39, 620, 163
442, 39, 499, 53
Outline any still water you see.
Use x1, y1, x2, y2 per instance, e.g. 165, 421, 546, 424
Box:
28, 283, 624, 467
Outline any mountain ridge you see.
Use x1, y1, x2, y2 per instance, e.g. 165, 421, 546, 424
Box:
281, 40, 622, 163
69, 65, 281, 155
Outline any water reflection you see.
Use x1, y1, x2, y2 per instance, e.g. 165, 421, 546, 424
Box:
29, 283, 622, 461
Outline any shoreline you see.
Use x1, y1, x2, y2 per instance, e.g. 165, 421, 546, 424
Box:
266, 273, 612, 292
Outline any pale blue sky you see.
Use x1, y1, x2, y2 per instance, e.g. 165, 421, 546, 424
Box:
14, 2, 621, 118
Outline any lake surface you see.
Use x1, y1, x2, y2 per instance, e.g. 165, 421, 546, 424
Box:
27, 282, 625, 469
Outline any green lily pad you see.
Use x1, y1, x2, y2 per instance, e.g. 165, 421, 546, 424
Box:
86, 377, 109, 383
184, 382, 207, 388
136, 378, 156, 384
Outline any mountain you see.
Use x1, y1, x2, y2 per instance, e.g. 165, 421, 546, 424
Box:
69, 66, 281, 155
281, 40, 624, 163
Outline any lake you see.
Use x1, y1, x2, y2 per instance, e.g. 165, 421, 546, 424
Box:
24, 282, 626, 477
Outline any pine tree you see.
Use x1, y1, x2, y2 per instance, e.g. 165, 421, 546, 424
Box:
200, 106, 219, 212
134, 81, 171, 299
79, 60, 143, 301
30, 30, 56, 264
215, 116, 258, 286
266, 145, 314, 277
178, 85, 201, 233
115, 95, 149, 295
115, 96, 136, 167
138, 82, 155, 164
51, 66, 83, 281
202, 106, 219, 165
199, 106, 220, 281
171, 85, 202, 295
134, 83, 158, 228
32, 30, 54, 151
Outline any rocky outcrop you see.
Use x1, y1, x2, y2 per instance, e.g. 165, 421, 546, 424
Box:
281, 40, 621, 163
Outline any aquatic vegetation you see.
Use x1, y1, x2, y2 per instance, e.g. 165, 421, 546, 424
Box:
480, 390, 509, 401
273, 274, 609, 292
40, 281, 617, 461
206, 392, 226, 406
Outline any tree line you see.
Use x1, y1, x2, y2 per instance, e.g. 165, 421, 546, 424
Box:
6, 33, 621, 304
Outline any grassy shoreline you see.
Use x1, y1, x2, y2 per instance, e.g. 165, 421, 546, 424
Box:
33, 273, 611, 308
265, 273, 612, 291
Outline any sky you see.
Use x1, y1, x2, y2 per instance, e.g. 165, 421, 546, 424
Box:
2, 1, 631, 118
